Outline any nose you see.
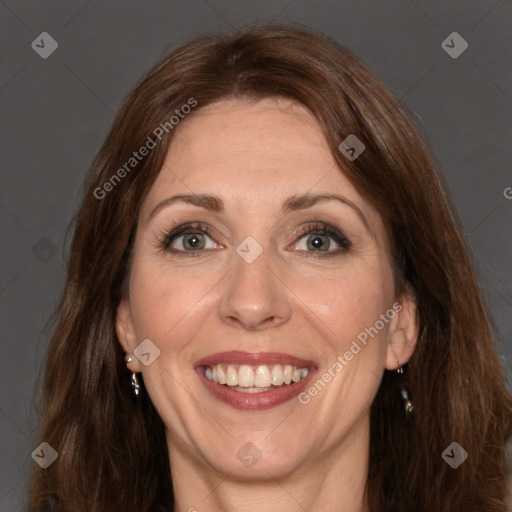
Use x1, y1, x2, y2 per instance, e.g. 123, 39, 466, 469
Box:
218, 246, 292, 331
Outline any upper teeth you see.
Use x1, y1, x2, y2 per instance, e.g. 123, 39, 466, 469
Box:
205, 364, 310, 388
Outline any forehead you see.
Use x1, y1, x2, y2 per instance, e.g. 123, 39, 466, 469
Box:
166, 97, 333, 182
140, 97, 382, 233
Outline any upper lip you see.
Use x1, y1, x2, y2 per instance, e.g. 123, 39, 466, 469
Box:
195, 351, 317, 368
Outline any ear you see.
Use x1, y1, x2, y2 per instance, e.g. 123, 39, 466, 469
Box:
116, 297, 142, 373
385, 294, 419, 370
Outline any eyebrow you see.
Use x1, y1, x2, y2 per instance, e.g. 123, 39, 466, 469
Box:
147, 193, 372, 233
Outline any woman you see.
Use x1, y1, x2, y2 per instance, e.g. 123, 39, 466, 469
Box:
29, 24, 512, 512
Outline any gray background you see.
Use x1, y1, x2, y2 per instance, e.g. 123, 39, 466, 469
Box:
1, 1, 511, 510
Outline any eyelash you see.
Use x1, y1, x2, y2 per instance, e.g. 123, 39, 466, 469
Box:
159, 221, 352, 258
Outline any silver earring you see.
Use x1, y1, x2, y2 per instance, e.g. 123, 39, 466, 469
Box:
396, 359, 413, 415
130, 373, 141, 396
125, 354, 141, 397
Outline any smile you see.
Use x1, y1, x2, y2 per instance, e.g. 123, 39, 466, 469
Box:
204, 363, 310, 391
195, 351, 317, 410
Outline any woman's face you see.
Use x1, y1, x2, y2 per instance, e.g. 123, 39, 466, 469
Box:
117, 97, 416, 481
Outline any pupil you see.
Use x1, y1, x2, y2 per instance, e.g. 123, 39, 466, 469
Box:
309, 235, 328, 251
185, 234, 204, 249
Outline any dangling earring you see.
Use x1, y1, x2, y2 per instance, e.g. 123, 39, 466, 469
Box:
125, 354, 141, 397
396, 358, 413, 415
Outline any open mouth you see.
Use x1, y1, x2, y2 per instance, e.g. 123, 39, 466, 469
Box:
201, 363, 310, 392
195, 352, 317, 410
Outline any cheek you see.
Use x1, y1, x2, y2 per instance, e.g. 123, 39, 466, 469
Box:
289, 257, 394, 353
128, 256, 222, 348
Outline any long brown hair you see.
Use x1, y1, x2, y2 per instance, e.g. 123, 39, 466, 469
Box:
29, 23, 512, 511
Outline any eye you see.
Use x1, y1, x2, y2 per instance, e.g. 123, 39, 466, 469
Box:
158, 221, 351, 258
292, 222, 351, 257
161, 222, 221, 255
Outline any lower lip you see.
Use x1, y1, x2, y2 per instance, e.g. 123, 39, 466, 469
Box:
196, 367, 317, 411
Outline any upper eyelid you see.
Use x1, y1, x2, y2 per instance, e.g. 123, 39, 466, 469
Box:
291, 221, 346, 237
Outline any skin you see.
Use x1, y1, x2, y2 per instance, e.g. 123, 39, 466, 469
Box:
116, 97, 418, 512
